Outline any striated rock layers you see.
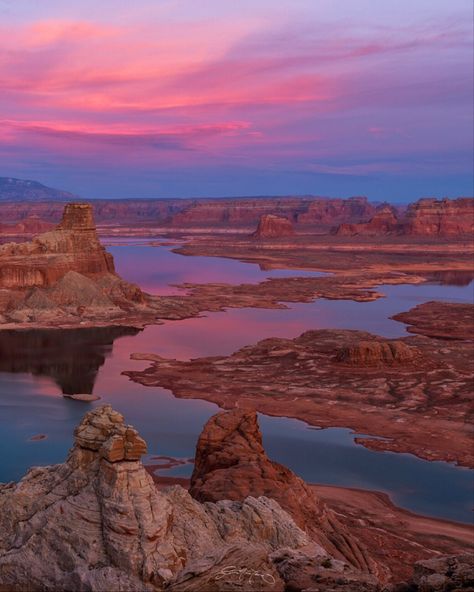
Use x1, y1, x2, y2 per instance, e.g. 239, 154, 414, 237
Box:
190, 408, 379, 576
0, 203, 114, 288
0, 405, 381, 592
336, 340, 421, 366
0, 216, 54, 236
402, 198, 474, 237
336, 205, 400, 236
296, 196, 376, 227
0, 203, 159, 327
335, 198, 474, 237
252, 214, 295, 239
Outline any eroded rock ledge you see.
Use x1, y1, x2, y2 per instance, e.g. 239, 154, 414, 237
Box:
125, 316, 474, 466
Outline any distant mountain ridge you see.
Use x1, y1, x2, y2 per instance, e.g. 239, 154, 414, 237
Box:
0, 177, 79, 202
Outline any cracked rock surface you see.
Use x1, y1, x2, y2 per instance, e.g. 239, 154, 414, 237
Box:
0, 405, 380, 592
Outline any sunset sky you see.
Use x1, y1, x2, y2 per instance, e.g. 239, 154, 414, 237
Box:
1, 0, 472, 200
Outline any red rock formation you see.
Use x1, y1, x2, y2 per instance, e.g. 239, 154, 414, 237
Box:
0, 405, 379, 591
169, 198, 305, 228
0, 216, 54, 236
336, 340, 421, 366
252, 214, 295, 239
190, 408, 379, 575
401, 198, 474, 236
0, 203, 114, 288
336, 205, 400, 236
297, 196, 376, 227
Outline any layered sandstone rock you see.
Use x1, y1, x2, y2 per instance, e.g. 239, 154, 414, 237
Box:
169, 197, 304, 228
252, 214, 295, 239
0, 203, 114, 289
334, 198, 474, 237
0, 203, 158, 327
0, 405, 379, 592
336, 340, 421, 366
297, 196, 376, 226
402, 198, 474, 237
190, 409, 379, 575
0, 216, 54, 236
336, 205, 400, 236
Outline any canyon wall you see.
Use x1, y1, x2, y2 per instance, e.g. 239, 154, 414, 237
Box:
0, 195, 471, 237
335, 198, 474, 237
402, 198, 474, 236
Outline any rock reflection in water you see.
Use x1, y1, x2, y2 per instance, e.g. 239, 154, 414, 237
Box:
424, 270, 474, 286
0, 326, 140, 394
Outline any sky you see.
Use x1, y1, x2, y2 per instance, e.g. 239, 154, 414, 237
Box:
0, 0, 472, 200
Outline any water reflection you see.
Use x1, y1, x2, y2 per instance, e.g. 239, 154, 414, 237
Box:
0, 327, 139, 394
424, 270, 474, 287
0, 245, 472, 522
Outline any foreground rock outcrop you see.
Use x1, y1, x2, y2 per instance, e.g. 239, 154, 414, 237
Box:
0, 405, 382, 592
252, 214, 295, 239
190, 409, 378, 575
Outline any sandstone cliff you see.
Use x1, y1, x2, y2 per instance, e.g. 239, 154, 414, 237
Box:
0, 203, 162, 327
402, 198, 474, 236
0, 203, 114, 288
0, 405, 380, 592
296, 196, 376, 227
252, 214, 295, 239
336, 205, 400, 236
335, 198, 474, 237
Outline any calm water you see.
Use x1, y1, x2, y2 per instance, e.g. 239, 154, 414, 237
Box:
0, 244, 472, 523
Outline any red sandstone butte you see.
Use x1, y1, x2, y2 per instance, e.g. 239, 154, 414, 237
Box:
0, 203, 114, 289
252, 214, 295, 239
401, 197, 474, 236
336, 205, 400, 236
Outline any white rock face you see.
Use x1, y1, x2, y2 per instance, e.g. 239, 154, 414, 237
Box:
0, 405, 317, 591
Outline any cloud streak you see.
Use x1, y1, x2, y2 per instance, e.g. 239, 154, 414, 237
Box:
0, 1, 472, 198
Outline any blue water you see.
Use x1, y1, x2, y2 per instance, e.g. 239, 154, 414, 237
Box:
0, 245, 472, 523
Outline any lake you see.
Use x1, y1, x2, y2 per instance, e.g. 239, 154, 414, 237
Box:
0, 244, 472, 523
